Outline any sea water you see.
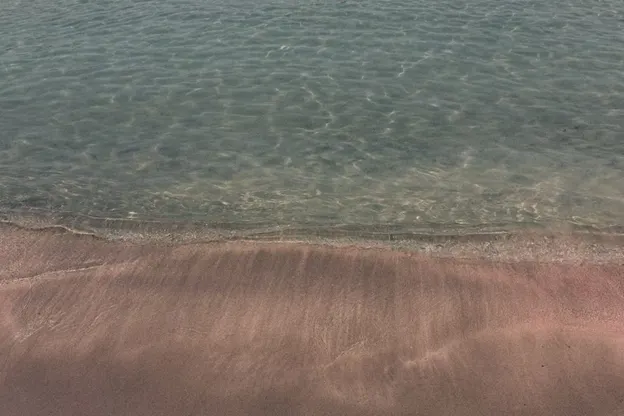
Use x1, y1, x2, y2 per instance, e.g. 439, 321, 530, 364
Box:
1, 0, 623, 234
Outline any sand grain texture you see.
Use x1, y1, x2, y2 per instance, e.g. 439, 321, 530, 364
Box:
1, 225, 624, 415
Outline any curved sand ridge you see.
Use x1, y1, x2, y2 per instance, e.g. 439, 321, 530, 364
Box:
1, 222, 624, 415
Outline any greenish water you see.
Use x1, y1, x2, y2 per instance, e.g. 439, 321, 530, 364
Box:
1, 0, 624, 233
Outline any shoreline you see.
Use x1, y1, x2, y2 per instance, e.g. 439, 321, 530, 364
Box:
2, 213, 624, 264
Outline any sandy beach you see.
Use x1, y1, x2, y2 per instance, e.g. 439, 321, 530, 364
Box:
1, 223, 624, 415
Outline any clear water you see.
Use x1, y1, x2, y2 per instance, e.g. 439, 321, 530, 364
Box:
1, 0, 624, 232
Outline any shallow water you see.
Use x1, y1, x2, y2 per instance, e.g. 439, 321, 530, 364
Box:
1, 0, 624, 232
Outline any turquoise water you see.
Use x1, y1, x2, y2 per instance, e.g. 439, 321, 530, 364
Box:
1, 0, 624, 232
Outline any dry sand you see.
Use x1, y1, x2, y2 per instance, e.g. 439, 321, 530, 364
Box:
1, 223, 624, 415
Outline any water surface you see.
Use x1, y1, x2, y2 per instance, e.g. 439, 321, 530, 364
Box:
1, 0, 624, 233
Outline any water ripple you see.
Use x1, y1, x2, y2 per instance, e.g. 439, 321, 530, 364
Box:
1, 0, 623, 229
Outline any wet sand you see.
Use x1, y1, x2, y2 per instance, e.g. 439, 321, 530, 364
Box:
1, 223, 624, 415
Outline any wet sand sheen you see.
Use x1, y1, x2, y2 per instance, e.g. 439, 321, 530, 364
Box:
1, 224, 624, 415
